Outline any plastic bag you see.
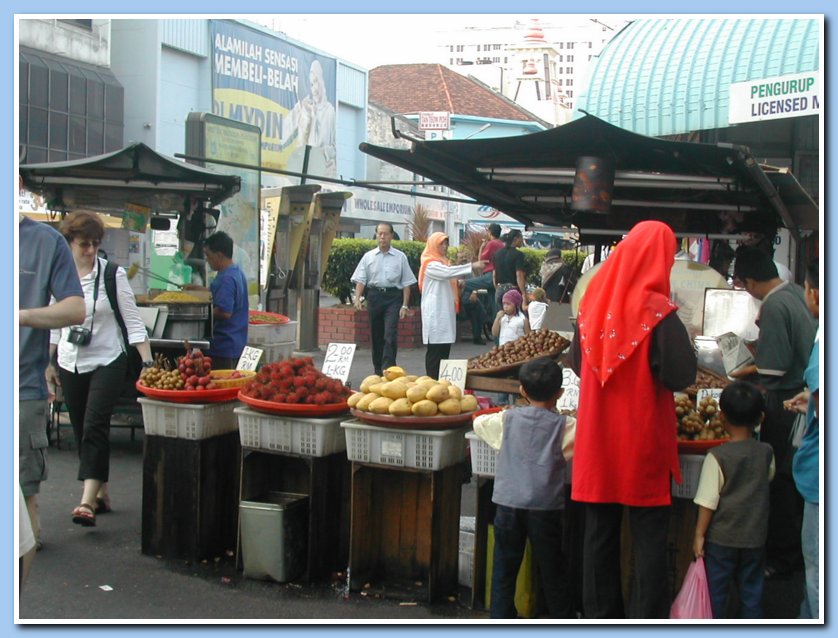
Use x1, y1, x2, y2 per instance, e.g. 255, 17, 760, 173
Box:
670, 557, 713, 619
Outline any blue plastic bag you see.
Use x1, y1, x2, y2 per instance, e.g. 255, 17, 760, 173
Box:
670, 557, 713, 619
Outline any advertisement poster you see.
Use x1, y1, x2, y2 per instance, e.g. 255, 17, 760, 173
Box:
211, 20, 338, 177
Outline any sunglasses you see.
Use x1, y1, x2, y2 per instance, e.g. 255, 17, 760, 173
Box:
74, 239, 102, 249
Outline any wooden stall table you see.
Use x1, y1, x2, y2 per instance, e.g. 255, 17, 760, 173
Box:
234, 406, 351, 583
342, 418, 467, 603
138, 387, 245, 562
465, 372, 521, 396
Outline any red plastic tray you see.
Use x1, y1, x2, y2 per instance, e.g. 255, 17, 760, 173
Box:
471, 406, 504, 421
136, 381, 241, 404
238, 392, 349, 417
248, 310, 290, 325
349, 408, 475, 430
678, 439, 728, 454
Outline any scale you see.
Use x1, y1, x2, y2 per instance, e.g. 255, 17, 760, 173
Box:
571, 260, 730, 340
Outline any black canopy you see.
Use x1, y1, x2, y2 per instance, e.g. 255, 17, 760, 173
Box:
20, 142, 241, 214
361, 114, 817, 241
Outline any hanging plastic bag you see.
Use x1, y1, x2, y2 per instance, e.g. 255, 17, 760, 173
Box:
670, 557, 713, 619
789, 412, 808, 449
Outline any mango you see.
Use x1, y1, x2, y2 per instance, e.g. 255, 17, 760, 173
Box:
381, 381, 408, 400
356, 392, 379, 412
425, 384, 450, 403
347, 391, 365, 408
447, 385, 462, 400
406, 385, 428, 403
459, 395, 478, 412
384, 366, 406, 381
437, 398, 462, 415
360, 375, 382, 393
388, 398, 413, 417
411, 399, 438, 417
368, 396, 394, 414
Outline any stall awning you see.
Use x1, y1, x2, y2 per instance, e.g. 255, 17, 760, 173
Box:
360, 113, 818, 242
19, 142, 241, 214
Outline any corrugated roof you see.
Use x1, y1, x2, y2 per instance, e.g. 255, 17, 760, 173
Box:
577, 18, 821, 136
369, 63, 543, 123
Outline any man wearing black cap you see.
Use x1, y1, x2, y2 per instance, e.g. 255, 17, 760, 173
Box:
731, 245, 817, 580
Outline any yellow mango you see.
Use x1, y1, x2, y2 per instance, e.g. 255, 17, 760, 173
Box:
355, 392, 380, 412
447, 385, 462, 400
425, 384, 450, 403
411, 399, 438, 417
384, 366, 407, 381
347, 391, 365, 408
368, 396, 394, 414
368, 382, 388, 396
360, 375, 382, 393
406, 385, 428, 403
459, 395, 478, 412
437, 398, 462, 415
388, 397, 413, 417
381, 381, 408, 400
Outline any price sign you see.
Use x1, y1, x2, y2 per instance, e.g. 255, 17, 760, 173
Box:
438, 359, 468, 392
697, 388, 723, 404
322, 342, 356, 384
236, 346, 263, 372
556, 368, 580, 411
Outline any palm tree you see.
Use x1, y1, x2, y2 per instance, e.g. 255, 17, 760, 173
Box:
408, 204, 432, 242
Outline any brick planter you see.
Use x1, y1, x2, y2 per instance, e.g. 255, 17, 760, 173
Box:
318, 306, 423, 349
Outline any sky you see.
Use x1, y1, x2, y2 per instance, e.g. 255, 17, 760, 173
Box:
250, 14, 638, 70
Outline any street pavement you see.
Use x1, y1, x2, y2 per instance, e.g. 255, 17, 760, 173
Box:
17, 303, 804, 623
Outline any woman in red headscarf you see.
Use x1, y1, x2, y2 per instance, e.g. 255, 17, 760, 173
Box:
419, 232, 486, 378
567, 220, 696, 619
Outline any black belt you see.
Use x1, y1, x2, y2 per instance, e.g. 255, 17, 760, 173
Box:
368, 286, 400, 294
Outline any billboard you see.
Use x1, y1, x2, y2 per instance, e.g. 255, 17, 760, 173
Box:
211, 20, 338, 177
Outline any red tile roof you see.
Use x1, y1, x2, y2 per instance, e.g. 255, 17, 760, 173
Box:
369, 64, 541, 123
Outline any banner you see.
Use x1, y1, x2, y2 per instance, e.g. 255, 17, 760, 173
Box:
211, 20, 338, 177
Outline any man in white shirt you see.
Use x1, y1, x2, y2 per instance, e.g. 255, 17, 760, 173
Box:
351, 223, 417, 376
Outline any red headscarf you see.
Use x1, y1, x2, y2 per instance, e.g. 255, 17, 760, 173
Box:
577, 220, 678, 386
419, 232, 461, 312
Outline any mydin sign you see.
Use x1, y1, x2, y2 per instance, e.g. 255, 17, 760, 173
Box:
729, 71, 820, 124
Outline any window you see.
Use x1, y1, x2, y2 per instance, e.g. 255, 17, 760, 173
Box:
568, 90, 573, 97
492, 57, 500, 63
567, 79, 573, 87
456, 45, 464, 52
568, 42, 574, 50
493, 44, 501, 50
59, 19, 93, 30
567, 55, 574, 63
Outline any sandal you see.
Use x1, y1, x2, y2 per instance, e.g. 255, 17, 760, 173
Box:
95, 495, 112, 514
72, 503, 96, 527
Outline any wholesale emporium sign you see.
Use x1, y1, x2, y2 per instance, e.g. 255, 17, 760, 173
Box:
211, 20, 338, 176
728, 71, 821, 124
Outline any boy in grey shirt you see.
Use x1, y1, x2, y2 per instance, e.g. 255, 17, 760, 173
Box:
490, 357, 574, 619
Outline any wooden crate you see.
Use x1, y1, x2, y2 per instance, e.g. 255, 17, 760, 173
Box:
141, 432, 241, 562
348, 462, 463, 603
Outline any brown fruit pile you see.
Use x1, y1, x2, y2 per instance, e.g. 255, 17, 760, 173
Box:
685, 368, 730, 396
240, 357, 352, 405
675, 395, 729, 441
468, 329, 570, 371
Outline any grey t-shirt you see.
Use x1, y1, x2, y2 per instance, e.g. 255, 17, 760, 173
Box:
19, 218, 83, 400
755, 283, 817, 392
492, 406, 568, 510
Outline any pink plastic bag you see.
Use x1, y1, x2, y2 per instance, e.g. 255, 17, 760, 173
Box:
670, 557, 713, 619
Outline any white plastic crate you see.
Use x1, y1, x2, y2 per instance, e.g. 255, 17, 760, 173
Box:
247, 320, 298, 345
250, 341, 296, 366
138, 397, 239, 440
235, 407, 346, 457
672, 453, 706, 499
340, 419, 467, 471
465, 431, 498, 477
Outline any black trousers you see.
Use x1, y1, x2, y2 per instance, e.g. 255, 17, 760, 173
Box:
59, 353, 127, 483
762, 388, 805, 573
367, 289, 402, 376
582, 502, 670, 619
425, 343, 451, 380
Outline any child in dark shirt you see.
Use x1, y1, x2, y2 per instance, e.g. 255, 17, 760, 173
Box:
693, 381, 775, 618
490, 357, 574, 618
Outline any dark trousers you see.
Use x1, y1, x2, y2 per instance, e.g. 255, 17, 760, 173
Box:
704, 541, 765, 619
762, 389, 805, 573
424, 343, 451, 380
582, 502, 670, 619
59, 354, 127, 483
367, 289, 402, 375
491, 505, 572, 619
211, 356, 239, 371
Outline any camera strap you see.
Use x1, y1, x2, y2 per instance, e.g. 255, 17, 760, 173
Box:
86, 259, 102, 334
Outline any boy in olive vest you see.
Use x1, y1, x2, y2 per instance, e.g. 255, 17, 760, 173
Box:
692, 381, 775, 618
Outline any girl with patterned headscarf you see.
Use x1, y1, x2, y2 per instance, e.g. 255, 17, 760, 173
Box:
567, 220, 697, 619
419, 232, 486, 378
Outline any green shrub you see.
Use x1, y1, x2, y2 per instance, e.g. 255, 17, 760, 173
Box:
321, 239, 587, 303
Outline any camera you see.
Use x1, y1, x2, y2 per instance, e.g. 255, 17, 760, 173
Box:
67, 326, 92, 346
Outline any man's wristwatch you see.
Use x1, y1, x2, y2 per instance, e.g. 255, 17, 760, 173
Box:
142, 360, 155, 369
401, 305, 408, 310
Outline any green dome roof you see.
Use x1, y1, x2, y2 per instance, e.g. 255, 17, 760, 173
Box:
576, 17, 821, 136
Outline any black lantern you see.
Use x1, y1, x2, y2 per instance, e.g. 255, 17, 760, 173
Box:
571, 156, 615, 213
